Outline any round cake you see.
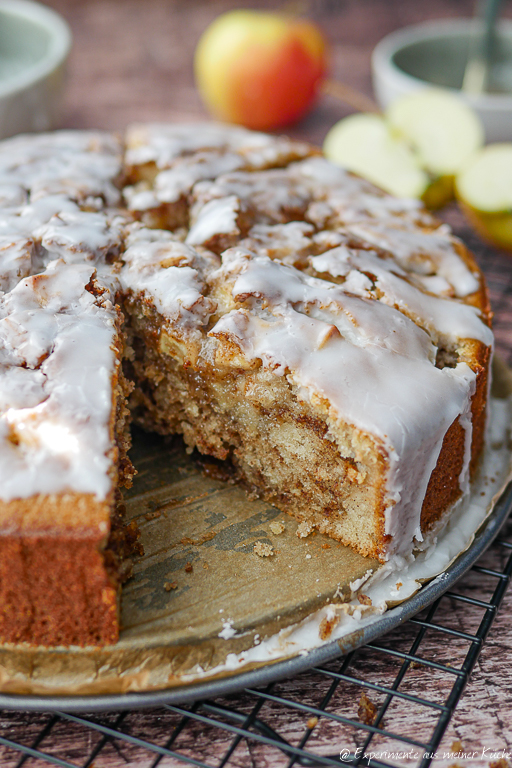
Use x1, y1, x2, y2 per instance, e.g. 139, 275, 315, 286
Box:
0, 124, 492, 646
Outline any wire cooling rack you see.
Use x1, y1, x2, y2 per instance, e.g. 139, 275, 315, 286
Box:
0, 503, 511, 767
2, 211, 512, 768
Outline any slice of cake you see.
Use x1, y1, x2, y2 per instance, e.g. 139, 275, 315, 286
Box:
0, 132, 136, 646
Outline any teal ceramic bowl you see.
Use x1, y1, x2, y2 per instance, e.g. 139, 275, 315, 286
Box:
0, 0, 71, 139
372, 19, 512, 142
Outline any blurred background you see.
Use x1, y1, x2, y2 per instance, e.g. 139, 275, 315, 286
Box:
41, 0, 512, 145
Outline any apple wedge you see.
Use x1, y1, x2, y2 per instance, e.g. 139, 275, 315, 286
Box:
323, 90, 484, 208
456, 143, 512, 251
323, 113, 429, 199
388, 89, 484, 178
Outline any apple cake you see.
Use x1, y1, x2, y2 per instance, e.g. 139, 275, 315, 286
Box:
0, 124, 492, 647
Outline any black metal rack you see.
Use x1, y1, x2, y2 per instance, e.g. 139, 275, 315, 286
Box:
1, 506, 511, 768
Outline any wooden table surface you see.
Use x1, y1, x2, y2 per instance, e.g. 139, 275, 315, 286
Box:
2, 1, 512, 766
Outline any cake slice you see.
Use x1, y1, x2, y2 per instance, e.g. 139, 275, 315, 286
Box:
0, 260, 134, 645
0, 131, 136, 646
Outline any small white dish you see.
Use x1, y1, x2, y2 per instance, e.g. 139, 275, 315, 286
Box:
0, 0, 71, 139
372, 19, 512, 143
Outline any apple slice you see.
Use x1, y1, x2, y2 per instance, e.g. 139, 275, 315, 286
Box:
323, 113, 429, 199
455, 143, 512, 250
387, 89, 484, 177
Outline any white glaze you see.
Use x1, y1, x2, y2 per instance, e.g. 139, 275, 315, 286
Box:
121, 229, 216, 335
127, 151, 245, 211
345, 221, 479, 297
0, 130, 123, 207
240, 222, 315, 265
125, 122, 312, 171
186, 196, 240, 247
309, 246, 493, 345
0, 260, 118, 501
0, 130, 125, 503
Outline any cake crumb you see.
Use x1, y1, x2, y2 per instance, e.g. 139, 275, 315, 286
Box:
306, 553, 312, 560
144, 510, 161, 521
270, 521, 285, 535
254, 541, 274, 557
321, 543, 331, 550
179, 532, 216, 546
184, 562, 193, 573
451, 741, 463, 753
319, 610, 340, 640
164, 581, 178, 591
358, 692, 378, 725
297, 521, 314, 538
307, 716, 319, 730
203, 562, 209, 569
358, 593, 372, 606
489, 760, 510, 768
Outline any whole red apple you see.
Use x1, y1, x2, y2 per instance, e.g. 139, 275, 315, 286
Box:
194, 10, 327, 131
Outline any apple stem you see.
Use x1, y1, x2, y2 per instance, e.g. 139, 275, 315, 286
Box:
322, 79, 381, 114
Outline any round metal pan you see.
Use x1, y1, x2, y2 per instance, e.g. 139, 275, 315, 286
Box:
2, 479, 510, 713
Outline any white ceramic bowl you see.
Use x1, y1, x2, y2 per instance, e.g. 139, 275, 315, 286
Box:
0, 0, 71, 139
372, 19, 512, 143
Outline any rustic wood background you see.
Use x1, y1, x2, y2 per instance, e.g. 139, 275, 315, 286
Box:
2, 0, 512, 766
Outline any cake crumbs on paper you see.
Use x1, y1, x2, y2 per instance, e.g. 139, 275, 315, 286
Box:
254, 541, 274, 557
358, 593, 372, 606
269, 521, 285, 535
184, 562, 193, 573
307, 716, 319, 730
203, 562, 209, 569
164, 581, 178, 591
296, 520, 314, 538
451, 742, 463, 753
